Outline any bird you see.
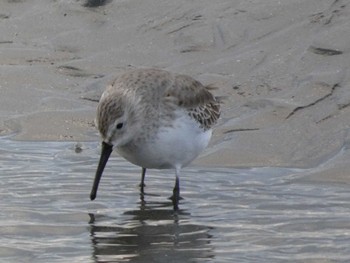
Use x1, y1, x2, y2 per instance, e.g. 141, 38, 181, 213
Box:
90, 68, 221, 210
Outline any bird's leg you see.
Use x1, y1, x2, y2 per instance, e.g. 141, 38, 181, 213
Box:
172, 176, 180, 210
172, 168, 181, 210
139, 167, 146, 195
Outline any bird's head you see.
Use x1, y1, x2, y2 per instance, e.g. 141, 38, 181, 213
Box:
90, 91, 139, 201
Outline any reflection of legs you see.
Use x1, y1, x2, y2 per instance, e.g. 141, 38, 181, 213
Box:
139, 167, 146, 194
171, 167, 181, 210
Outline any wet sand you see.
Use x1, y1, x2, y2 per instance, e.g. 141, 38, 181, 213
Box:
1, 0, 350, 182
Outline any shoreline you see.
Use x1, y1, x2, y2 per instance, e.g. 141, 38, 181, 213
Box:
1, 0, 350, 182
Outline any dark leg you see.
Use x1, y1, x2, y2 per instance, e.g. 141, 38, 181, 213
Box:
139, 167, 146, 194
172, 175, 180, 210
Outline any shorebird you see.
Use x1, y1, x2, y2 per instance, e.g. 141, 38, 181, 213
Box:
90, 68, 220, 210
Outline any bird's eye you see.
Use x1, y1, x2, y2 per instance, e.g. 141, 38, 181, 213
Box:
116, 123, 123, 129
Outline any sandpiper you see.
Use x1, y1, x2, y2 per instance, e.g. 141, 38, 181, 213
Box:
90, 68, 221, 210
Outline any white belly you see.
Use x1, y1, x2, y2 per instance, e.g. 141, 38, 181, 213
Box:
116, 114, 212, 169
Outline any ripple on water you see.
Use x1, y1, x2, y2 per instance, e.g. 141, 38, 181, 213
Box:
0, 137, 350, 262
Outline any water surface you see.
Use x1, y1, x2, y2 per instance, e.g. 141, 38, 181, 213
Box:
1, 137, 350, 262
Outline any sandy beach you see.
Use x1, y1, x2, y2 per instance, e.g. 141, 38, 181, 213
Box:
2, 2, 350, 262
1, 0, 350, 181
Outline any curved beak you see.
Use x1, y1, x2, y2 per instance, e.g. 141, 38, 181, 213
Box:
90, 141, 113, 200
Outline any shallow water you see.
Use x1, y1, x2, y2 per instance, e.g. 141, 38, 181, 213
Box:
1, 137, 350, 263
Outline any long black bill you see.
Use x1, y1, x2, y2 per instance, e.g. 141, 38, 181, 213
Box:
90, 141, 113, 200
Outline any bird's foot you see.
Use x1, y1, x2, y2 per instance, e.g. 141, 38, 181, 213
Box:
139, 182, 146, 195
169, 189, 183, 211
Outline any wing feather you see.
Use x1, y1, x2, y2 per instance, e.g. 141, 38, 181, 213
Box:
164, 74, 221, 130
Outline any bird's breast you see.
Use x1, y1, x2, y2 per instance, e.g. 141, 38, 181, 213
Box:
116, 113, 212, 170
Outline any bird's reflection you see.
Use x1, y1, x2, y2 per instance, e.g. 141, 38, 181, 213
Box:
89, 199, 214, 262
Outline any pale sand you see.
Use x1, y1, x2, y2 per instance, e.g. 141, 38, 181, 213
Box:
1, 0, 350, 182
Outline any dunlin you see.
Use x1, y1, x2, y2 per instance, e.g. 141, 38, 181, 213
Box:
90, 68, 220, 209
